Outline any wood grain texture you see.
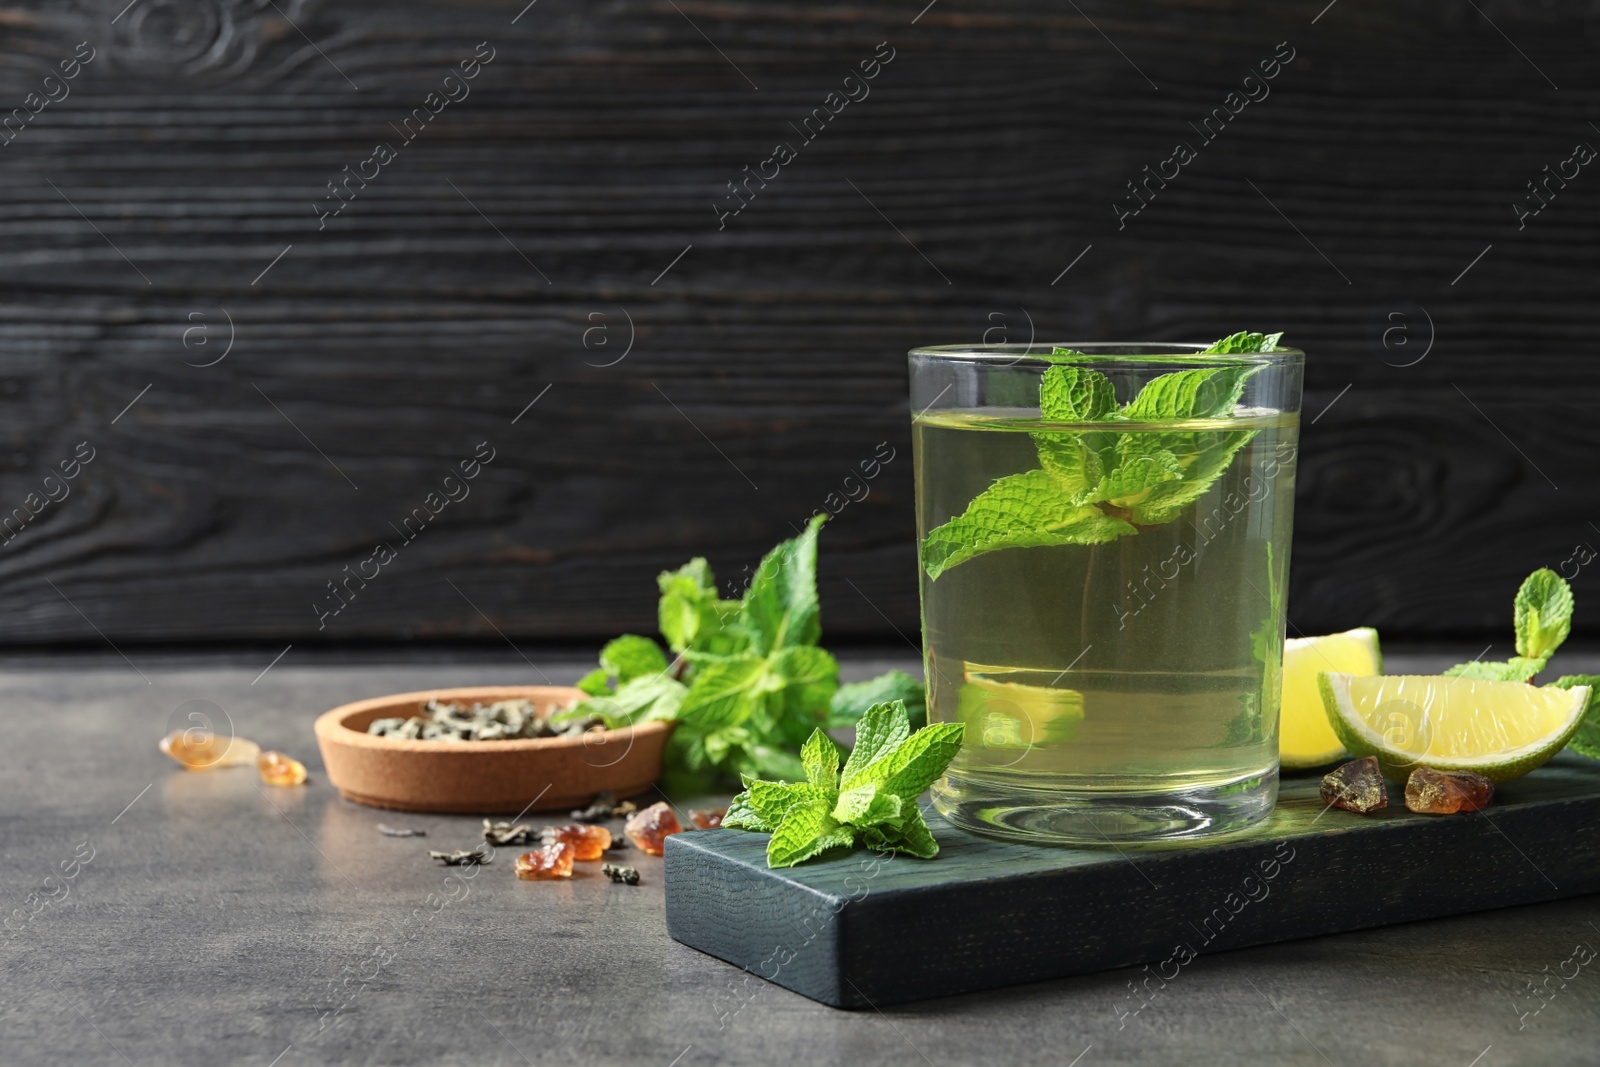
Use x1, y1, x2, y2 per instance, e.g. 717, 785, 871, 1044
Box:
0, 1, 1596, 642
664, 753, 1600, 1008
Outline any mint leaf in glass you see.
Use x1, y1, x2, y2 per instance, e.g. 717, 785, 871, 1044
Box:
1203, 330, 1282, 354
1121, 365, 1260, 421
920, 333, 1282, 579
1040, 366, 1120, 422
920, 470, 1136, 581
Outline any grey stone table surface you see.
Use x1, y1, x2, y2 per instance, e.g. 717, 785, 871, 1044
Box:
3, 648, 1600, 1067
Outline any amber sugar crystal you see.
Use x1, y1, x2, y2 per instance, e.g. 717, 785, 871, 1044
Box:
624, 801, 682, 856
515, 842, 575, 880
159, 730, 260, 770
543, 823, 611, 861
258, 751, 308, 787
1319, 756, 1388, 814
689, 808, 726, 830
1405, 766, 1494, 814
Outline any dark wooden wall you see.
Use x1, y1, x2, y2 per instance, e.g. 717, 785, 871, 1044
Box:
1, 0, 1596, 646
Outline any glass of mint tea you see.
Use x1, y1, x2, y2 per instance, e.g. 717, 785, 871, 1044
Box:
911, 340, 1303, 844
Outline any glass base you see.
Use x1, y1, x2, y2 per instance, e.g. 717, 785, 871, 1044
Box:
932, 767, 1278, 846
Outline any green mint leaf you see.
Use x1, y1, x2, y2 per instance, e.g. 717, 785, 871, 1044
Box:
919, 332, 1275, 577
557, 675, 685, 728
728, 702, 963, 867
740, 513, 826, 655
873, 722, 966, 800
1442, 658, 1544, 683
665, 726, 712, 772
739, 743, 809, 783
766, 798, 854, 868
721, 791, 767, 831
658, 557, 746, 656
1553, 676, 1600, 760
1515, 568, 1574, 664
1123, 429, 1258, 525
765, 645, 839, 715
1203, 330, 1282, 354
920, 470, 1135, 581
676, 654, 765, 730
1041, 346, 1094, 363
1033, 430, 1108, 499
702, 725, 746, 768
1089, 442, 1186, 504
840, 700, 913, 790
1443, 570, 1575, 684
657, 557, 716, 652
801, 728, 841, 789
599, 634, 668, 684
725, 777, 832, 831
1040, 366, 1118, 422
576, 668, 613, 697
1121, 366, 1260, 421
831, 781, 903, 828
828, 670, 926, 729
860, 806, 940, 859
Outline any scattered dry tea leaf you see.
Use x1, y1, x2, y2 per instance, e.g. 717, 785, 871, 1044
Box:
430, 847, 491, 867
601, 863, 640, 885
571, 791, 637, 822
482, 820, 537, 847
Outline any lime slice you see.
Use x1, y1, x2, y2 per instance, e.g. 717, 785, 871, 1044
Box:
1279, 627, 1382, 770
958, 671, 1085, 750
1318, 672, 1591, 782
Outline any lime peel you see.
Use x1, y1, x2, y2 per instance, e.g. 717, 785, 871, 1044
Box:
1279, 627, 1381, 770
1319, 672, 1590, 783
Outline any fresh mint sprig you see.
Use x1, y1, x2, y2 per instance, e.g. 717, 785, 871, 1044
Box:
1438, 568, 1600, 761
920, 330, 1282, 580
723, 700, 964, 868
565, 515, 929, 791
1444, 568, 1574, 683
1554, 675, 1600, 760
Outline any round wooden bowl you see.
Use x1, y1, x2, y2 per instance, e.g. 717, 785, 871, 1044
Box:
313, 685, 671, 814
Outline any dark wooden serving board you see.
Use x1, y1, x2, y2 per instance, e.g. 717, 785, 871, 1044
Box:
664, 755, 1600, 1009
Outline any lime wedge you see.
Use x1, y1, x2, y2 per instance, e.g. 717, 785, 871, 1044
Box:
1279, 627, 1382, 770
1318, 672, 1590, 782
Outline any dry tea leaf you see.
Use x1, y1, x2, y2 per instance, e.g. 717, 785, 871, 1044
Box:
601, 863, 640, 885
429, 847, 491, 867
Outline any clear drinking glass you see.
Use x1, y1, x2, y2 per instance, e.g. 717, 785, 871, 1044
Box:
911, 343, 1304, 844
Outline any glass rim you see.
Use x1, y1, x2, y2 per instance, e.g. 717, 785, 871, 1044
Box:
908, 342, 1305, 366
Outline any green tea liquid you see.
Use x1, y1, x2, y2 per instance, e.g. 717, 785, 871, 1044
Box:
915, 408, 1299, 843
